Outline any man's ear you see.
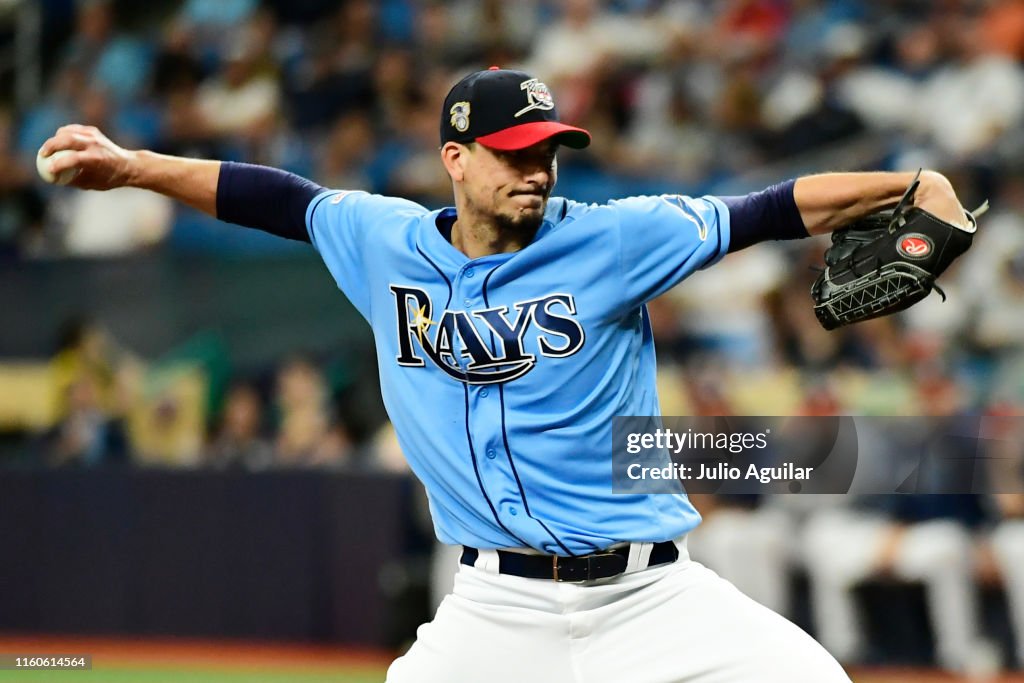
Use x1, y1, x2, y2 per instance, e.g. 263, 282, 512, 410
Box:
441, 142, 468, 183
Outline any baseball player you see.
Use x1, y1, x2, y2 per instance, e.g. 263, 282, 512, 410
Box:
41, 67, 974, 682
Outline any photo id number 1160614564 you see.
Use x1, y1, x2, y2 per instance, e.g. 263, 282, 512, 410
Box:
0, 655, 92, 670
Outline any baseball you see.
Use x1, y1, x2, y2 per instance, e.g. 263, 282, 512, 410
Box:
36, 148, 80, 185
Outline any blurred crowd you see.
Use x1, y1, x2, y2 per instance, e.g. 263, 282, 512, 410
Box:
0, 0, 1022, 392
0, 0, 1022, 255
2, 0, 1024, 673
13, 317, 405, 472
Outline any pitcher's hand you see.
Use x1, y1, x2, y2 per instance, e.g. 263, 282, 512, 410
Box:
39, 125, 139, 191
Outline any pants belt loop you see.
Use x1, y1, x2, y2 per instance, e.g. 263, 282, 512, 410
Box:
475, 549, 500, 574
625, 542, 641, 572
673, 535, 690, 563
625, 541, 653, 573
635, 542, 654, 571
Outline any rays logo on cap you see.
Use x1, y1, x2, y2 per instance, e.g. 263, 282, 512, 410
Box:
450, 101, 471, 132
515, 78, 554, 118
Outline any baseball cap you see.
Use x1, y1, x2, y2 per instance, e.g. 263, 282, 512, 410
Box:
440, 67, 591, 151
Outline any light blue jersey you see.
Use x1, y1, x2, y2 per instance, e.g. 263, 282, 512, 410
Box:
305, 191, 730, 555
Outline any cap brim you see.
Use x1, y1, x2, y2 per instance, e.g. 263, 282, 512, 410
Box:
476, 121, 591, 150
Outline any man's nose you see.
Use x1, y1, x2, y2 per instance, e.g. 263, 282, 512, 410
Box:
523, 165, 550, 187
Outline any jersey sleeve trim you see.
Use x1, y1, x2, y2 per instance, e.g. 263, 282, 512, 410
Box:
304, 189, 366, 249
703, 195, 731, 266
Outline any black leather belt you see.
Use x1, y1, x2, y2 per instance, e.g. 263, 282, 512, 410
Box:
460, 541, 679, 582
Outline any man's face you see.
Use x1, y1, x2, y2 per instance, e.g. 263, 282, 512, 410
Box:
459, 140, 558, 233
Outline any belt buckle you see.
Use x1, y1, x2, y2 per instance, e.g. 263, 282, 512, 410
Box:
553, 551, 626, 582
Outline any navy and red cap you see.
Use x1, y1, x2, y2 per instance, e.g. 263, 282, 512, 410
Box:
440, 67, 591, 151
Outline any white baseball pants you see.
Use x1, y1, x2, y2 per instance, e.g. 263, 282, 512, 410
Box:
387, 539, 850, 683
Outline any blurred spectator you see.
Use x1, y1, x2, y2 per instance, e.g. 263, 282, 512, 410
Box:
972, 249, 1024, 353
760, 23, 867, 158
62, 0, 152, 104
151, 20, 204, 103
369, 422, 413, 474
713, 0, 790, 63
688, 492, 795, 618
832, 22, 930, 133
527, 0, 669, 80
618, 72, 719, 184
380, 97, 454, 206
57, 187, 174, 258
316, 111, 375, 190
783, 0, 866, 66
56, 184, 174, 257
204, 382, 273, 470
958, 175, 1024, 357
802, 374, 991, 673
688, 375, 847, 621
192, 33, 281, 152
151, 18, 209, 158
44, 373, 127, 466
129, 366, 206, 466
768, 242, 851, 368
661, 243, 786, 366
176, 0, 259, 65
415, 0, 540, 68
331, 0, 379, 73
524, 0, 677, 129
51, 317, 122, 417
370, 47, 420, 138
709, 56, 773, 171
914, 13, 1024, 161
281, 0, 378, 137
274, 355, 351, 468
0, 110, 47, 258
984, 406, 1024, 668
979, 0, 1024, 61
992, 494, 1024, 668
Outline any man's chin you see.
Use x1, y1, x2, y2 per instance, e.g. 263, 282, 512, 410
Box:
496, 206, 545, 234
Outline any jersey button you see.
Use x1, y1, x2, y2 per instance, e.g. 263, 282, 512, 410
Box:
480, 388, 489, 397
463, 298, 472, 307
465, 268, 475, 278
508, 506, 518, 516
486, 448, 496, 459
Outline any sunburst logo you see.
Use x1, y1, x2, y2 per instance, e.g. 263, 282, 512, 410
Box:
409, 302, 437, 345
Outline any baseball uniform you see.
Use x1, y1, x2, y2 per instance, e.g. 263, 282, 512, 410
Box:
215, 67, 851, 682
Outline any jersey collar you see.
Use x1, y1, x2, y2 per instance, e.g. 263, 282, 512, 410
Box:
424, 199, 566, 269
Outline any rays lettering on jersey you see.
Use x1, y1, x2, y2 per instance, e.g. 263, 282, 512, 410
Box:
390, 285, 585, 384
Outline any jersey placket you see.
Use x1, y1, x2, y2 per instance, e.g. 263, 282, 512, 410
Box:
454, 264, 525, 536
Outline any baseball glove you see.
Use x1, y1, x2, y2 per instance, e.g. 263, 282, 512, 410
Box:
811, 171, 987, 331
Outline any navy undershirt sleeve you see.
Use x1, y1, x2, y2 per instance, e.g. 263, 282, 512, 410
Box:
720, 179, 808, 253
215, 162, 325, 243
